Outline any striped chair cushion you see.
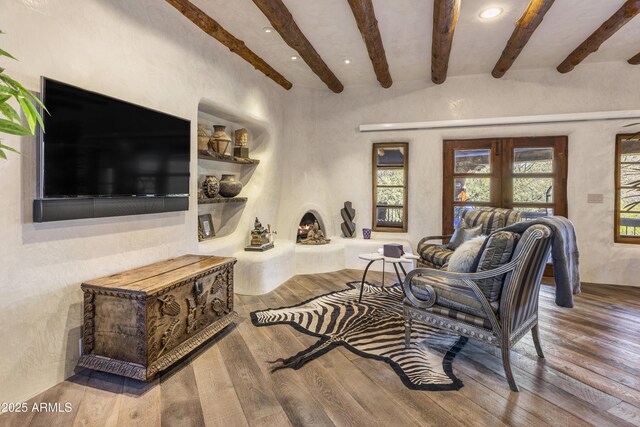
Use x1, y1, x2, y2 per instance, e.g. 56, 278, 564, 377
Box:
410, 275, 498, 320
475, 231, 520, 302
460, 207, 522, 235
418, 244, 453, 269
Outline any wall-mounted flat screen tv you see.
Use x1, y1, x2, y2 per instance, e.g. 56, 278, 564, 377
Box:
41, 78, 190, 198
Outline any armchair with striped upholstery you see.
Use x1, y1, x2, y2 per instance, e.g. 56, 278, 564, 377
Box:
403, 224, 553, 392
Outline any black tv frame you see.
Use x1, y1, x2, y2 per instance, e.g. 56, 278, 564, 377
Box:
33, 77, 190, 223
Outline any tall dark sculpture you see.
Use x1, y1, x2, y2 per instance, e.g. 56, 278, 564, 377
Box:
341, 201, 356, 238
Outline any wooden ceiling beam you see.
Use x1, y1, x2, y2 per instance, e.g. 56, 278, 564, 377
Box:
165, 0, 292, 90
252, 0, 344, 93
557, 0, 640, 73
492, 0, 555, 79
628, 52, 640, 64
347, 0, 392, 88
431, 0, 460, 85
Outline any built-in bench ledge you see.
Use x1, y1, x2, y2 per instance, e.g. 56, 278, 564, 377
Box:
233, 237, 414, 295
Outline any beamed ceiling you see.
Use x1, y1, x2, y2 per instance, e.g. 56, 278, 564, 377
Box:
167, 0, 640, 92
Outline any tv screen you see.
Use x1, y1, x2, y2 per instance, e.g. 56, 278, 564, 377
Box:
41, 78, 190, 198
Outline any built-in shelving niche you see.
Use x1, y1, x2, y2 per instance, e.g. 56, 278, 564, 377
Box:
196, 100, 266, 243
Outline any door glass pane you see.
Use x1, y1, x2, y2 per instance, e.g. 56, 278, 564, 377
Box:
513, 148, 553, 173
513, 178, 553, 203
453, 205, 478, 228
377, 187, 404, 206
455, 149, 491, 174
514, 207, 554, 220
619, 139, 640, 237
377, 146, 405, 166
377, 168, 404, 186
376, 207, 403, 228
454, 178, 490, 202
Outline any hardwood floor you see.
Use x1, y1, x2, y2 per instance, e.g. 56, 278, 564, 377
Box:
2, 269, 640, 427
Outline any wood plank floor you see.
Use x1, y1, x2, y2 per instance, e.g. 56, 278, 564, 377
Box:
2, 269, 640, 427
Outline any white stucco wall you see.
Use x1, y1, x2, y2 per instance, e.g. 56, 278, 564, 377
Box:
282, 63, 640, 288
0, 0, 286, 402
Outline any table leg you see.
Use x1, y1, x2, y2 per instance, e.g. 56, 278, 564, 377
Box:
392, 263, 404, 286
359, 260, 377, 303
399, 263, 407, 276
382, 262, 386, 287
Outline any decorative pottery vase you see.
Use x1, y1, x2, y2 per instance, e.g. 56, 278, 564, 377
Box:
209, 125, 232, 155
197, 125, 210, 151
218, 174, 242, 198
362, 228, 372, 240
202, 175, 220, 198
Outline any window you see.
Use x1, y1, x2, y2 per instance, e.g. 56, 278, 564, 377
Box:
373, 142, 408, 232
615, 134, 640, 243
443, 137, 567, 235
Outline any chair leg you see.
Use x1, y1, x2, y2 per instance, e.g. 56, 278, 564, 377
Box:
404, 318, 412, 348
501, 346, 519, 392
532, 324, 545, 359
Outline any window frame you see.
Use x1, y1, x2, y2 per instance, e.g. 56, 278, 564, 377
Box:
372, 142, 409, 232
615, 133, 640, 244
443, 136, 568, 236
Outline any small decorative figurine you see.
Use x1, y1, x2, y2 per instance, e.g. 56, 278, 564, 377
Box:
245, 217, 274, 251
234, 128, 249, 159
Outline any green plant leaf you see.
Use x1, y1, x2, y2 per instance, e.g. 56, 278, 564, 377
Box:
0, 48, 16, 60
0, 85, 19, 97
0, 94, 10, 103
0, 118, 31, 135
0, 142, 20, 154
20, 96, 44, 130
0, 149, 7, 160
0, 102, 20, 122
17, 97, 35, 133
0, 74, 18, 90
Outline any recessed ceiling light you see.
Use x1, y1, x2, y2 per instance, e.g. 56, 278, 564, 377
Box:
263, 27, 274, 33
479, 7, 503, 19
344, 59, 351, 64
291, 55, 299, 61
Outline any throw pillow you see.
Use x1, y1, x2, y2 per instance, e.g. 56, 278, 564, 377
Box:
447, 236, 487, 273
475, 231, 520, 301
447, 222, 482, 251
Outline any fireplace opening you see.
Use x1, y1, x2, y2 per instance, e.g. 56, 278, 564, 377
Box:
297, 211, 330, 245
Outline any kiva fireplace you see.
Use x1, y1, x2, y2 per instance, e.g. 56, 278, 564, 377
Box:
297, 211, 330, 245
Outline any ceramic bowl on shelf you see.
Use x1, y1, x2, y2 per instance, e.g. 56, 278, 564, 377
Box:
219, 174, 242, 197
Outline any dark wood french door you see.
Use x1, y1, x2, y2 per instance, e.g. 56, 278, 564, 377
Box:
443, 136, 568, 235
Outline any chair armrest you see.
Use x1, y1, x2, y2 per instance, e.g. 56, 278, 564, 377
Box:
417, 235, 453, 252
402, 262, 521, 333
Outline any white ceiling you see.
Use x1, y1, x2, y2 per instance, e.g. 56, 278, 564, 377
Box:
190, 0, 640, 89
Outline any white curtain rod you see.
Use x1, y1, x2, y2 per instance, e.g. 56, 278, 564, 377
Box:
358, 110, 640, 132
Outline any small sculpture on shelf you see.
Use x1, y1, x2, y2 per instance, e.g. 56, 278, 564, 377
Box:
245, 217, 274, 251
300, 221, 331, 245
340, 201, 356, 238
234, 128, 249, 159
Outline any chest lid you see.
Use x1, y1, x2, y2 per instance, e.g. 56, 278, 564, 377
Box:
81, 255, 235, 297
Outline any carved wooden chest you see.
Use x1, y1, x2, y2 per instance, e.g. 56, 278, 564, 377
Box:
78, 255, 237, 381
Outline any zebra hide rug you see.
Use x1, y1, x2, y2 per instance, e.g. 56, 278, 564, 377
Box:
250, 282, 468, 391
